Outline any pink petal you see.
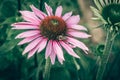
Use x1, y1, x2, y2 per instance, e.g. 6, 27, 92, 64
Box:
55, 6, 63, 17
68, 31, 91, 38
27, 45, 39, 58
53, 41, 65, 63
28, 39, 47, 58
37, 38, 47, 53
69, 25, 87, 31
66, 15, 80, 25
60, 41, 80, 58
45, 40, 53, 59
11, 22, 39, 29
20, 11, 41, 25
62, 11, 72, 21
67, 37, 89, 52
18, 34, 40, 45
30, 5, 47, 19
45, 3, 53, 16
50, 52, 56, 64
57, 57, 64, 64
66, 42, 77, 48
22, 37, 42, 55
15, 30, 40, 39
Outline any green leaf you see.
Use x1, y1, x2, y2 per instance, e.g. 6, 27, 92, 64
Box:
2, 17, 22, 25
0, 0, 17, 18
0, 39, 19, 53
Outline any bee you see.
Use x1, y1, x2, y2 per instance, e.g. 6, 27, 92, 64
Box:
57, 35, 67, 40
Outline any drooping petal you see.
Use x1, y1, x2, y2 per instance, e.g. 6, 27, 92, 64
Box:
68, 31, 91, 38
66, 41, 77, 48
11, 22, 39, 29
68, 25, 87, 31
57, 57, 64, 64
27, 44, 39, 58
50, 51, 56, 64
53, 41, 65, 63
99, 0, 105, 7
60, 41, 80, 58
104, 0, 109, 4
109, 0, 112, 3
26, 38, 47, 59
18, 34, 40, 45
37, 38, 47, 53
67, 37, 89, 52
22, 37, 42, 55
55, 6, 63, 17
114, 0, 118, 3
45, 40, 53, 59
66, 15, 80, 25
116, 0, 119, 3
15, 30, 40, 39
20, 11, 41, 25
62, 11, 72, 21
30, 5, 47, 19
45, 3, 53, 16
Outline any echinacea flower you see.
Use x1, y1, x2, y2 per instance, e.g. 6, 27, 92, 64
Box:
11, 3, 91, 64
91, 0, 120, 33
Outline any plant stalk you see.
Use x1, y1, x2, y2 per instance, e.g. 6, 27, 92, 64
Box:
43, 58, 51, 80
96, 30, 115, 80
34, 53, 38, 67
39, 0, 43, 10
17, 0, 21, 16
36, 56, 44, 80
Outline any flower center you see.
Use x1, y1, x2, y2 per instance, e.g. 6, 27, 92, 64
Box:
102, 4, 120, 24
40, 16, 67, 40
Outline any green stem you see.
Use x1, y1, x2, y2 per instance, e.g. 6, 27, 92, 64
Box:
73, 58, 80, 80
36, 56, 44, 80
34, 53, 38, 67
39, 0, 43, 10
96, 30, 115, 80
43, 58, 51, 80
17, 0, 21, 16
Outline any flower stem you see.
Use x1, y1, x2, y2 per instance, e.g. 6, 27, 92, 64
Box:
96, 30, 114, 80
39, 0, 43, 10
36, 56, 44, 80
34, 53, 38, 67
43, 58, 51, 80
17, 0, 21, 16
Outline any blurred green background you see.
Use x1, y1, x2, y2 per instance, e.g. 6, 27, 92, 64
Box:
0, 0, 120, 80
